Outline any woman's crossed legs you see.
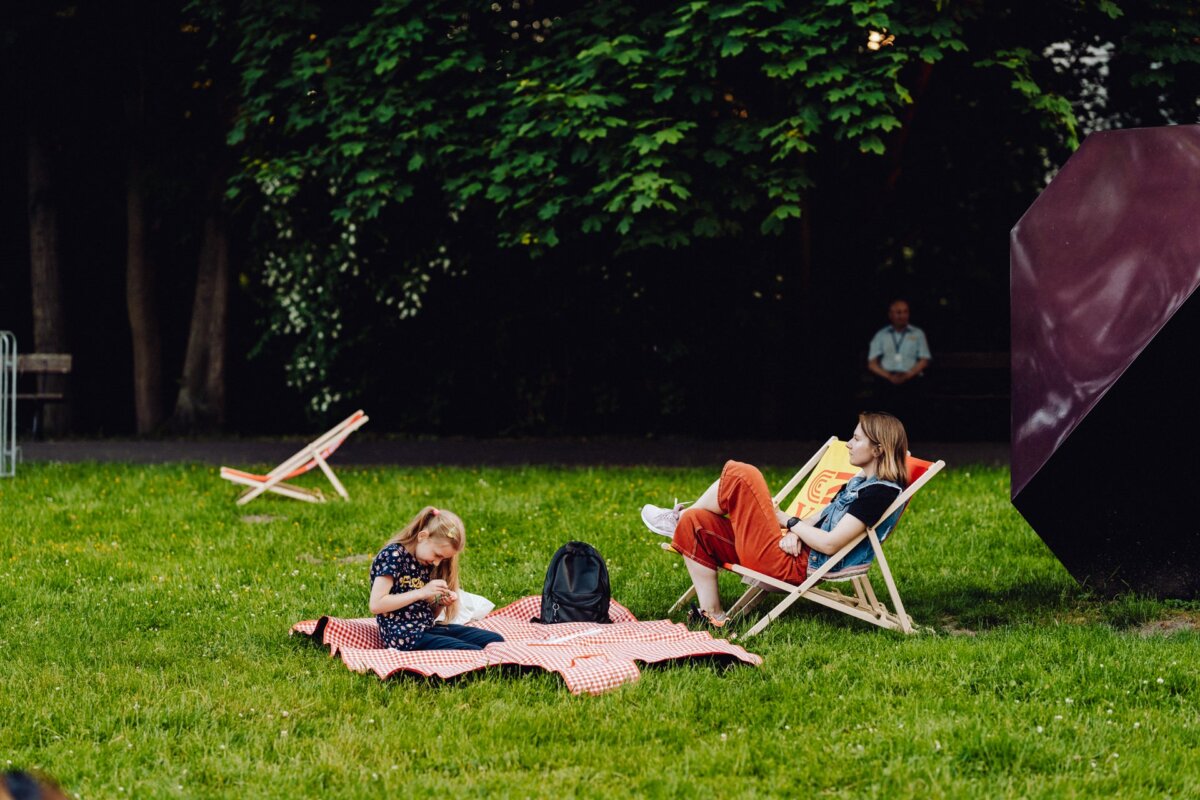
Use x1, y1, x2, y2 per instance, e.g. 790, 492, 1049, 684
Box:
670, 461, 807, 620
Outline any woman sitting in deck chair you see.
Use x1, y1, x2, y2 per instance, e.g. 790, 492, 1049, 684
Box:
640, 412, 908, 629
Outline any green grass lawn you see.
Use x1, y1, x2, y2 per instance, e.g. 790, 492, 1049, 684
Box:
2, 461, 1198, 799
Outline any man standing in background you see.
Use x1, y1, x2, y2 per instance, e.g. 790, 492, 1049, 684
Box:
867, 299, 931, 432
868, 299, 931, 386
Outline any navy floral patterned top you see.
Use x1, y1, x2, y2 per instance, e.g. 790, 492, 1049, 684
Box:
370, 543, 436, 650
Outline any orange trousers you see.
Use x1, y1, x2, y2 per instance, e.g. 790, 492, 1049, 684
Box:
671, 460, 808, 584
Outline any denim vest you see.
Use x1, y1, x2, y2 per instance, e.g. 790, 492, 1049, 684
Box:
808, 474, 903, 575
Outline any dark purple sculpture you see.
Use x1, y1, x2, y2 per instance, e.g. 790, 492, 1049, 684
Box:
1011, 124, 1200, 598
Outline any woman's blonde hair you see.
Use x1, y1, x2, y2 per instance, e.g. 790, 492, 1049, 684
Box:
859, 412, 909, 487
386, 506, 466, 623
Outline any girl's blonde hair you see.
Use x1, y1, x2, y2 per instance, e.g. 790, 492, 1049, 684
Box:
859, 412, 909, 488
386, 506, 466, 623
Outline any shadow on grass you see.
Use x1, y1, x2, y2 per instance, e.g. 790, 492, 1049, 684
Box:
354, 657, 757, 695
717, 580, 1200, 636
925, 580, 1087, 630
394, 656, 751, 689
289, 616, 756, 694
927, 584, 1200, 633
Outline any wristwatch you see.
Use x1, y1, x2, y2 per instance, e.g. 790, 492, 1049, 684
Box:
785, 516, 801, 532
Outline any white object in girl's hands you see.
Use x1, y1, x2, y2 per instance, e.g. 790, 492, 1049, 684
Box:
437, 589, 496, 625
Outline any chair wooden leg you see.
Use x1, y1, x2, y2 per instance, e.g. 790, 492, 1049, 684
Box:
668, 585, 696, 615
741, 589, 810, 639
870, 533, 914, 634
740, 590, 769, 618
850, 577, 869, 609
727, 585, 764, 620
859, 576, 885, 618
236, 482, 270, 505
314, 453, 350, 500
237, 479, 323, 505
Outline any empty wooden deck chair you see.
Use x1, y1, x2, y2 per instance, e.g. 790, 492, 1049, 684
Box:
220, 410, 369, 505
666, 436, 944, 637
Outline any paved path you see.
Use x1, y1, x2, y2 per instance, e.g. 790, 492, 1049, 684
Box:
19, 437, 1008, 468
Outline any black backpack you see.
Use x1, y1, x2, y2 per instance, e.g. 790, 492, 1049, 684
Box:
531, 541, 613, 624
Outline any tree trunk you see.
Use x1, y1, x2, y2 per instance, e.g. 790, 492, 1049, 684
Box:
126, 152, 163, 434
204, 217, 229, 426
169, 193, 229, 432
886, 61, 935, 191
26, 125, 71, 436
799, 188, 813, 299
172, 213, 216, 429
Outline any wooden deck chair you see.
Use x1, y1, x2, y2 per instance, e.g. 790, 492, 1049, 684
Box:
219, 410, 369, 505
666, 436, 945, 637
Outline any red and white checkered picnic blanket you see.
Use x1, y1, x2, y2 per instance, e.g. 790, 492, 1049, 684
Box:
291, 595, 763, 695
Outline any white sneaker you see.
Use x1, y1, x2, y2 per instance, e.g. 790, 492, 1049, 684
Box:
640, 500, 689, 537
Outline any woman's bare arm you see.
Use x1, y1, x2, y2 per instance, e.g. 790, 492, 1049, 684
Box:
791, 513, 871, 556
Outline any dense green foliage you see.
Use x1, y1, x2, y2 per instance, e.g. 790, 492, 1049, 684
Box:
192, 0, 1200, 417
3, 2, 1198, 434
4, 462, 1199, 797
230, 1, 969, 246
201, 0, 1059, 409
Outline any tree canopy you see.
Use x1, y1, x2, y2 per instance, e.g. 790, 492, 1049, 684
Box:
206, 0, 1126, 413
4, 0, 1197, 436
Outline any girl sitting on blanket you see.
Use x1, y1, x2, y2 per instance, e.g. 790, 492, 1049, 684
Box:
369, 506, 504, 651
641, 412, 908, 629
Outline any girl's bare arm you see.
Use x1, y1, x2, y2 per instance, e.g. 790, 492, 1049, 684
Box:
368, 575, 447, 615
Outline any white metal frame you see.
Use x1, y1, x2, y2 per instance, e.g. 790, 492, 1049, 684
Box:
666, 437, 945, 637
1, 331, 17, 477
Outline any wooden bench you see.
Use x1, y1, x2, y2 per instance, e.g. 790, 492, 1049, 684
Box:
924, 351, 1010, 438
929, 351, 1010, 401
856, 350, 1010, 438
857, 352, 1010, 396
17, 354, 73, 400
17, 353, 72, 435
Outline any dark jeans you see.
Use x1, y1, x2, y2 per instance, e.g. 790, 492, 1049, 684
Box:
412, 624, 504, 651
